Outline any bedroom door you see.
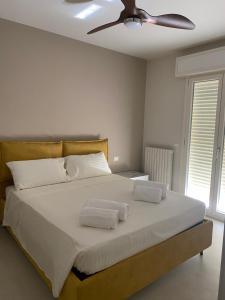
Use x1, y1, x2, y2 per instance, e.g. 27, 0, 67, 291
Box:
184, 73, 225, 221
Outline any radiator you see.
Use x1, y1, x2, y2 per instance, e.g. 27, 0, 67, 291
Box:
144, 147, 174, 189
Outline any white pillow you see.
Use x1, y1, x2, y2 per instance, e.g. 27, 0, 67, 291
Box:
66, 152, 112, 180
7, 158, 68, 190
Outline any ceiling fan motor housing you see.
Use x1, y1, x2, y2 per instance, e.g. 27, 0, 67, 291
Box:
124, 17, 143, 29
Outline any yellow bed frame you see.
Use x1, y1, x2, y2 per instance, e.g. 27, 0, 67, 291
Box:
0, 139, 213, 300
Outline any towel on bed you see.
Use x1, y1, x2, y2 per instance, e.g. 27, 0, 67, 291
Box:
79, 207, 119, 229
134, 180, 169, 199
85, 199, 129, 221
134, 185, 163, 203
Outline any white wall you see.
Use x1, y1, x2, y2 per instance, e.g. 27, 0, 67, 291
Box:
143, 54, 186, 191
218, 222, 225, 300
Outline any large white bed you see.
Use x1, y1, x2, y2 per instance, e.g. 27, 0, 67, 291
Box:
3, 174, 205, 297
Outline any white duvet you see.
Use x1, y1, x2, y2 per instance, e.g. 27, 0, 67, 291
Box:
3, 175, 205, 298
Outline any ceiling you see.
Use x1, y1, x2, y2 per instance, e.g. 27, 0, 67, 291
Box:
0, 0, 225, 59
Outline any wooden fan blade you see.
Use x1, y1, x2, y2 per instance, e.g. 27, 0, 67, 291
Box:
121, 0, 136, 11
87, 20, 122, 34
141, 11, 195, 30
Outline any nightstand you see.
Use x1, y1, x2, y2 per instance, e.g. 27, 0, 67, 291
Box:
116, 171, 149, 181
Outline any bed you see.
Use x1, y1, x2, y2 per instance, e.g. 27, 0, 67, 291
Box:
0, 139, 213, 300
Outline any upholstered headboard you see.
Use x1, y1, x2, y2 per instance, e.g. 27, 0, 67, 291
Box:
0, 139, 108, 221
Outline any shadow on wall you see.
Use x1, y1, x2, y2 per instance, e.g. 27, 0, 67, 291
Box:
0, 134, 101, 141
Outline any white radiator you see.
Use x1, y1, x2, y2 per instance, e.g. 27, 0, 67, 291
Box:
144, 147, 174, 189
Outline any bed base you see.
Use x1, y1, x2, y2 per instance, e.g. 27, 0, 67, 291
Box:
5, 220, 213, 300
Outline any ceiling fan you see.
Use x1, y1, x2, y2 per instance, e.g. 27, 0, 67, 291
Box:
87, 0, 195, 34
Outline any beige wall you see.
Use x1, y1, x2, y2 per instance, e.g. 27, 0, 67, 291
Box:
0, 19, 146, 171
143, 54, 186, 191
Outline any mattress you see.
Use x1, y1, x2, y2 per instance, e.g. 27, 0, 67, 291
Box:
3, 175, 205, 297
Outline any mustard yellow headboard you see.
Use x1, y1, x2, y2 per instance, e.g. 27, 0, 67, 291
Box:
63, 140, 108, 158
0, 138, 108, 201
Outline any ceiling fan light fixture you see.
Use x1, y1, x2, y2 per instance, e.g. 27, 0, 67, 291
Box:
124, 17, 142, 29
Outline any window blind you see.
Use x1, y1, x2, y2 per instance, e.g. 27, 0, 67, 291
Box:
186, 79, 219, 206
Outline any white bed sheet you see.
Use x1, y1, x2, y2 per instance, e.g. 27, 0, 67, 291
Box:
3, 175, 205, 297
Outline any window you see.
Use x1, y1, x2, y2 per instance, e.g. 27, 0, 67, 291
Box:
184, 74, 225, 221
186, 80, 219, 207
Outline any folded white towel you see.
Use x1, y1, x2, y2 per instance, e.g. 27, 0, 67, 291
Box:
79, 207, 119, 230
134, 180, 169, 199
85, 199, 129, 222
134, 185, 162, 203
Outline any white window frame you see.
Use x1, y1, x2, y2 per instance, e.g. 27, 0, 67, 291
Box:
179, 73, 225, 221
